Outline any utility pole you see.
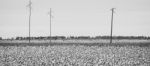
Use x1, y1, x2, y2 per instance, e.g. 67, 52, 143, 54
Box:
49, 8, 52, 44
110, 8, 115, 44
27, 0, 32, 43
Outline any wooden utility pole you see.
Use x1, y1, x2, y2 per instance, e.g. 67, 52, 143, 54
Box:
49, 8, 52, 44
27, 0, 32, 43
110, 8, 115, 44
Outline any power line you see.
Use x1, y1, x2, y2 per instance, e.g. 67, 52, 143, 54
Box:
110, 8, 115, 44
27, 0, 32, 43
49, 8, 52, 44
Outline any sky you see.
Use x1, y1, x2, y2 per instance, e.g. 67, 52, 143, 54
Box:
0, 0, 150, 38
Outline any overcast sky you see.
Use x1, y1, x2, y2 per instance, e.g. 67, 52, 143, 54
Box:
0, 0, 150, 38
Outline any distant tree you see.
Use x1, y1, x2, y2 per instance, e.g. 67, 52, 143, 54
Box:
69, 36, 77, 39
50, 36, 66, 40
16, 37, 23, 40
77, 36, 90, 39
0, 37, 2, 40
57, 36, 66, 39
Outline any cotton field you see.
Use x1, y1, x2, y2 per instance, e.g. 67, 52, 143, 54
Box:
0, 45, 150, 66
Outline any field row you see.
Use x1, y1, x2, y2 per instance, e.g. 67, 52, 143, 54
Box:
1, 39, 150, 43
0, 45, 150, 66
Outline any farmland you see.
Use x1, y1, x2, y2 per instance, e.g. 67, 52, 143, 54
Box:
0, 39, 150, 46
0, 39, 150, 66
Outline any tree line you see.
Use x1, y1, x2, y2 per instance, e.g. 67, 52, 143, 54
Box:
1, 36, 150, 40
